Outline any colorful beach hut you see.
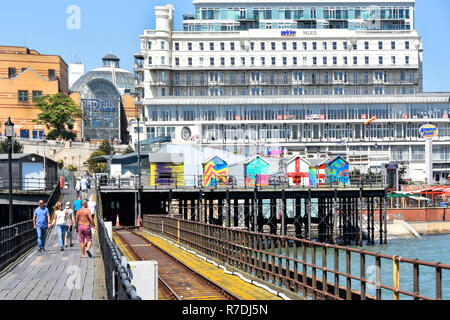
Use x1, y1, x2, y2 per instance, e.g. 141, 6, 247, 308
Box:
149, 153, 184, 187
203, 155, 229, 187
285, 156, 328, 186
327, 156, 350, 186
245, 155, 270, 187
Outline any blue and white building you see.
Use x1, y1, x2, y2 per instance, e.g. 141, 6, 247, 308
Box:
130, 1, 450, 184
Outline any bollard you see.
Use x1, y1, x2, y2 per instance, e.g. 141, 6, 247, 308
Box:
393, 255, 400, 300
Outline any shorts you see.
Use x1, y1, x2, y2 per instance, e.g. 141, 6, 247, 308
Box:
78, 225, 92, 244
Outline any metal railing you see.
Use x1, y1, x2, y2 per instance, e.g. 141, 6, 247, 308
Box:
96, 192, 141, 300
0, 220, 37, 271
0, 177, 58, 192
144, 216, 450, 300
97, 174, 386, 190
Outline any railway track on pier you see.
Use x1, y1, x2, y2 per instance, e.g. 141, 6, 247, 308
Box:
114, 227, 241, 301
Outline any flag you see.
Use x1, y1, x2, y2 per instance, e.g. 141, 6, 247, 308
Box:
365, 116, 377, 125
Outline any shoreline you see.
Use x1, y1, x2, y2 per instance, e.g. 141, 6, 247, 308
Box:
387, 221, 450, 239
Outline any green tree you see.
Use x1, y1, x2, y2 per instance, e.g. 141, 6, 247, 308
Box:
57, 160, 64, 170
0, 139, 24, 154
98, 139, 115, 155
86, 151, 108, 173
122, 146, 135, 155
34, 93, 82, 141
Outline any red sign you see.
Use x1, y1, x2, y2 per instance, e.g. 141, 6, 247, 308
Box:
235, 115, 241, 121
320, 114, 325, 120
277, 115, 283, 120
444, 113, 449, 119
361, 114, 367, 120
402, 114, 408, 119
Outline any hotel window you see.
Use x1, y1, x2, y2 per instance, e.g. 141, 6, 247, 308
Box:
323, 57, 327, 65
148, 57, 152, 65
378, 41, 383, 50
365, 42, 369, 50
220, 42, 225, 51
8, 67, 16, 78
241, 72, 246, 84
324, 72, 329, 84
161, 88, 166, 96
241, 57, 246, 65
283, 57, 287, 65
392, 56, 396, 65
391, 41, 396, 50
221, 57, 225, 66
410, 71, 414, 83
283, 72, 289, 84
312, 42, 317, 50
405, 41, 410, 50
333, 57, 337, 65
293, 42, 297, 50
188, 42, 192, 51
231, 57, 235, 66
282, 42, 287, 50
230, 42, 235, 51
401, 71, 406, 81
48, 69, 55, 79
32, 91, 42, 102
271, 42, 276, 50
18, 90, 28, 102
302, 42, 307, 50
200, 73, 205, 85
353, 43, 357, 50
343, 56, 348, 65
271, 57, 276, 65
353, 72, 358, 83
210, 42, 214, 51
251, 57, 255, 65
353, 56, 358, 65
364, 72, 369, 84
402, 87, 406, 94
365, 56, 369, 65
333, 42, 337, 50
161, 41, 165, 49
270, 72, 275, 84
161, 56, 165, 65
303, 56, 307, 65
148, 41, 152, 50
405, 56, 410, 65
293, 57, 297, 65
310, 7, 317, 19
410, 87, 415, 94
188, 57, 193, 66
323, 42, 327, 50
175, 57, 180, 66
250, 42, 255, 50
199, 57, 204, 65
200, 42, 204, 51
313, 57, 317, 65
175, 42, 180, 51
343, 42, 348, 50
261, 42, 265, 51
261, 57, 266, 65
210, 57, 215, 66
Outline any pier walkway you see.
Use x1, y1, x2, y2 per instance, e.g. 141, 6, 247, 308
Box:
0, 191, 106, 300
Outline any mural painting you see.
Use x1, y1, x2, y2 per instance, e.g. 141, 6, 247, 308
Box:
245, 155, 269, 187
328, 156, 350, 186
203, 156, 229, 187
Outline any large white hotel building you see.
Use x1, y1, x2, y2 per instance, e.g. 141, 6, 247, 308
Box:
131, 0, 450, 184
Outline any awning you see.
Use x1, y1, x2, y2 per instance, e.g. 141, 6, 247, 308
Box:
408, 196, 431, 202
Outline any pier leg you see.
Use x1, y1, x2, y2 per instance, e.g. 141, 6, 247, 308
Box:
270, 199, 277, 235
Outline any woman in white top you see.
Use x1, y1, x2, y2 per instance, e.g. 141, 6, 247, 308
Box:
64, 201, 75, 248
51, 202, 70, 251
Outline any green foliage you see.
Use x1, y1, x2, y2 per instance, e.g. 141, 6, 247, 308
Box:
98, 139, 115, 155
86, 151, 108, 173
122, 146, 135, 155
0, 139, 24, 154
33, 93, 82, 141
67, 165, 78, 172
57, 160, 64, 170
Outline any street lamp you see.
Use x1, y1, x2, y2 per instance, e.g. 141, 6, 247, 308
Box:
42, 133, 47, 190
5, 117, 14, 226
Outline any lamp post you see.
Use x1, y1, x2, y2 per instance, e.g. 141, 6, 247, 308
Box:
5, 118, 14, 226
42, 133, 47, 190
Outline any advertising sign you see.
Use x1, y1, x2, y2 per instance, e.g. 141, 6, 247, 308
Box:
419, 124, 438, 139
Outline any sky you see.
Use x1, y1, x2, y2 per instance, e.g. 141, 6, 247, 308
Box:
0, 0, 449, 92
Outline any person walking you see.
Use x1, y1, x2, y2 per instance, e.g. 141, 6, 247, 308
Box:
73, 196, 82, 214
75, 200, 96, 258
33, 200, 51, 252
75, 178, 81, 198
88, 195, 97, 219
51, 202, 70, 251
80, 176, 89, 200
64, 201, 75, 248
